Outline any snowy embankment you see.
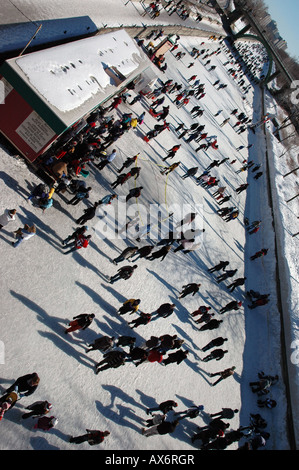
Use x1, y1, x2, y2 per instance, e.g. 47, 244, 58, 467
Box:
262, 90, 299, 445
0, 32, 292, 451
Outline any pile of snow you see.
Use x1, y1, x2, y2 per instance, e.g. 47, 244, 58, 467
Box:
15, 30, 146, 112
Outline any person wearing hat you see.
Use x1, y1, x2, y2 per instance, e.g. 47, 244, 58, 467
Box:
22, 401, 52, 419
70, 429, 110, 445
65, 313, 95, 334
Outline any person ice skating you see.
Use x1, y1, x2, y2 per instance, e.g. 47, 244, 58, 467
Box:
85, 336, 115, 353
76, 202, 99, 225
250, 248, 268, 260
5, 373, 40, 398
70, 429, 110, 445
112, 246, 138, 264
12, 224, 36, 248
181, 167, 198, 179
199, 319, 223, 331
160, 162, 180, 175
142, 419, 179, 437
63, 234, 91, 254
116, 335, 136, 351
95, 350, 127, 373
117, 154, 139, 173
33, 415, 58, 431
163, 145, 181, 161
97, 149, 117, 170
208, 261, 229, 273
22, 401, 52, 420
257, 398, 277, 409
194, 312, 215, 325
191, 306, 211, 318
209, 366, 236, 386
235, 183, 249, 194
210, 408, 239, 420
146, 400, 178, 415
201, 337, 228, 352
0, 393, 18, 421
65, 313, 95, 334
248, 297, 269, 309
174, 405, 204, 420
224, 209, 239, 222
145, 413, 166, 428
227, 277, 246, 292
109, 265, 138, 283
67, 186, 92, 205
249, 372, 279, 395
162, 349, 189, 366
216, 269, 238, 283
202, 348, 228, 362
219, 300, 242, 314
62, 226, 88, 246
128, 312, 152, 329
156, 303, 175, 318
178, 283, 201, 298
126, 187, 143, 202
129, 245, 154, 261
118, 299, 140, 315
146, 245, 171, 261
0, 209, 16, 230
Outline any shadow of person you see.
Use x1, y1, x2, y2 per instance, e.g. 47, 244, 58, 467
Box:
0, 171, 30, 199
30, 436, 60, 450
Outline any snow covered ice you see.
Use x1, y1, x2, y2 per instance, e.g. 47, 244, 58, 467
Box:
0, 1, 298, 452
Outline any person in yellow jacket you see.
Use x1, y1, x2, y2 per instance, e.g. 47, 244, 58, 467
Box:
130, 117, 138, 129
118, 299, 140, 316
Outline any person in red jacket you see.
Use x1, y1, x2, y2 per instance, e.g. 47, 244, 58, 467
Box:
63, 234, 91, 254
70, 429, 110, 445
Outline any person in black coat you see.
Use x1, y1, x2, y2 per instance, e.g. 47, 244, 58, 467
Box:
109, 265, 138, 283
199, 319, 223, 331
156, 303, 175, 318
5, 373, 40, 398
162, 349, 189, 366
208, 261, 229, 273
65, 313, 95, 334
95, 351, 127, 374
178, 283, 201, 298
22, 401, 52, 419
146, 399, 178, 415
76, 203, 99, 225
202, 349, 228, 362
201, 337, 228, 352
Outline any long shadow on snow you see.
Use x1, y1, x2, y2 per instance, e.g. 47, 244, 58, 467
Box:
9, 290, 96, 369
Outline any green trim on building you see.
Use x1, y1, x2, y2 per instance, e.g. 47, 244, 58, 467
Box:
0, 62, 67, 134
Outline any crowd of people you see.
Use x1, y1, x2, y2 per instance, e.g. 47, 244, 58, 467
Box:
0, 9, 279, 450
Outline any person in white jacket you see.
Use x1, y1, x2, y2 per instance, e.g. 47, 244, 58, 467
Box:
0, 209, 16, 229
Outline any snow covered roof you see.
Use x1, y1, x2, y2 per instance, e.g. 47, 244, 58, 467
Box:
4, 29, 153, 128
